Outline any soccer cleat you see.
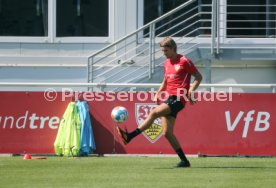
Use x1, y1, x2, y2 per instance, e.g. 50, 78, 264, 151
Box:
116, 126, 131, 145
176, 160, 191, 168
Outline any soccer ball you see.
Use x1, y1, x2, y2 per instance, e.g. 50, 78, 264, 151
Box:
111, 106, 128, 123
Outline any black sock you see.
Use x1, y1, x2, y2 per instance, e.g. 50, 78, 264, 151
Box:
128, 128, 142, 140
175, 148, 189, 162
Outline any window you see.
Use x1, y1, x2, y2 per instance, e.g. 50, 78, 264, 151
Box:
144, 0, 191, 36
0, 0, 48, 36
143, 0, 212, 37
56, 0, 109, 37
227, 0, 276, 38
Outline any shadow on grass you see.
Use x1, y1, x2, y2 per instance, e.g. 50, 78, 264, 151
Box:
154, 166, 276, 170
193, 166, 276, 169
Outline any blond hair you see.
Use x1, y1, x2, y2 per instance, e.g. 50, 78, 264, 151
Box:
159, 36, 177, 52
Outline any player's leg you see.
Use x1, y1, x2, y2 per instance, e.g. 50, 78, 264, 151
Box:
138, 103, 171, 131
117, 103, 171, 144
162, 116, 190, 167
161, 116, 179, 149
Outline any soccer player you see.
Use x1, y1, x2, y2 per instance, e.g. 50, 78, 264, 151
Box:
117, 36, 202, 168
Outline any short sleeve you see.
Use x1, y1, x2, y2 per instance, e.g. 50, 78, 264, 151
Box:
183, 57, 197, 74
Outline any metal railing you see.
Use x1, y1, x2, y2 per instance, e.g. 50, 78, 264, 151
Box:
0, 82, 275, 93
226, 4, 276, 38
86, 0, 276, 86
212, 1, 276, 56
87, 0, 213, 85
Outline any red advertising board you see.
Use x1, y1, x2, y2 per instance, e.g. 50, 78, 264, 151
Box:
0, 91, 275, 156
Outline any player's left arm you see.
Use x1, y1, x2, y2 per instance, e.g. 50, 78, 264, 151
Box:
189, 70, 202, 104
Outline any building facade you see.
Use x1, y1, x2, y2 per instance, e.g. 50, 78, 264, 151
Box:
0, 0, 275, 91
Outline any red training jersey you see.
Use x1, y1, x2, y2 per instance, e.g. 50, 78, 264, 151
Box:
164, 54, 197, 104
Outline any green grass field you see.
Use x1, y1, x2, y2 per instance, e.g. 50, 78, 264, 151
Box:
1, 156, 276, 188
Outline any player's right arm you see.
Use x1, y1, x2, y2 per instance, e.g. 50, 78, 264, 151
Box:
153, 78, 167, 102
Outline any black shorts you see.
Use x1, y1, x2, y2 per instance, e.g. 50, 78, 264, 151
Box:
164, 95, 184, 118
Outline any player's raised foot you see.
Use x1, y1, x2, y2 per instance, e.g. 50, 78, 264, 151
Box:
176, 160, 191, 168
116, 126, 131, 145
